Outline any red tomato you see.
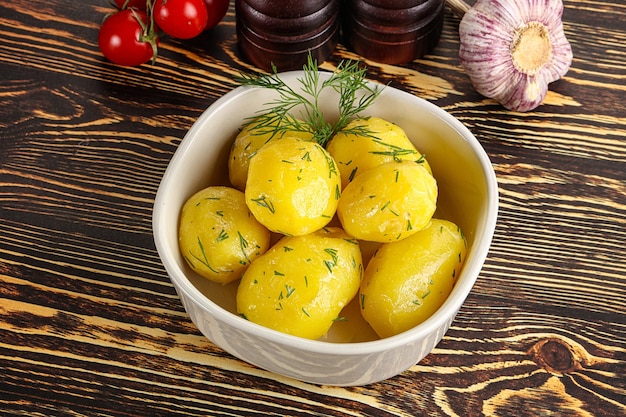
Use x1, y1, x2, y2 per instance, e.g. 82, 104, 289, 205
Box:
202, 0, 229, 30
114, 0, 147, 10
98, 10, 158, 66
153, 0, 208, 39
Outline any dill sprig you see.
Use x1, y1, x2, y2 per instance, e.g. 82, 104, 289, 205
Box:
234, 54, 383, 146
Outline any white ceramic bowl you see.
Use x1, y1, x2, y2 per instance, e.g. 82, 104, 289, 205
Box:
153, 71, 498, 386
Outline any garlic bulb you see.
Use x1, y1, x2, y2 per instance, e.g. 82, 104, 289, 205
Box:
456, 0, 573, 112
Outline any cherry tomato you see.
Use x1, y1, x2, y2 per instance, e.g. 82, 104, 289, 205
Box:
202, 0, 229, 30
153, 0, 208, 39
114, 0, 147, 10
98, 10, 158, 66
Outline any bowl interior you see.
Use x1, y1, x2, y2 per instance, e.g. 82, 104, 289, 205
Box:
154, 71, 497, 346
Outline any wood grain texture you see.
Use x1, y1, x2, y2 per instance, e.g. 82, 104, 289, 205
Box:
1, 0, 624, 416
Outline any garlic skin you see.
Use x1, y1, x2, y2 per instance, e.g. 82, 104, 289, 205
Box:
458, 0, 573, 112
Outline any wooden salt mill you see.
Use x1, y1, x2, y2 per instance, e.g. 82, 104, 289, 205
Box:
235, 0, 340, 71
342, 0, 445, 64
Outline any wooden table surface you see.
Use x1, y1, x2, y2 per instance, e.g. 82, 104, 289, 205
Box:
1, 0, 624, 415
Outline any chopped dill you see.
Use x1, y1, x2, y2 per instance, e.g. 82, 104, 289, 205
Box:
238, 231, 251, 264
251, 196, 275, 214
348, 167, 358, 182
234, 53, 384, 146
190, 237, 219, 274
285, 284, 295, 298
324, 248, 339, 273
370, 140, 418, 161
216, 229, 228, 242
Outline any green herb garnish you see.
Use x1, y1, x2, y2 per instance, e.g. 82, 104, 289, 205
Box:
323, 248, 339, 273
251, 196, 275, 214
370, 140, 419, 161
285, 284, 295, 298
238, 231, 251, 264
189, 237, 219, 274
234, 54, 383, 146
216, 229, 228, 242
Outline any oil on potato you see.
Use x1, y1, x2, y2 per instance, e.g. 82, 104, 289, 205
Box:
337, 160, 437, 242
182, 110, 466, 342
327, 117, 431, 190
228, 114, 313, 190
359, 219, 467, 338
245, 136, 341, 236
179, 186, 271, 284
236, 227, 363, 340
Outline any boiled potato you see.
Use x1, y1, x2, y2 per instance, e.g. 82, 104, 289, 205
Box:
337, 160, 437, 242
236, 227, 363, 339
245, 136, 341, 236
179, 186, 271, 284
229, 114, 313, 190
360, 219, 467, 338
322, 295, 379, 343
327, 116, 431, 189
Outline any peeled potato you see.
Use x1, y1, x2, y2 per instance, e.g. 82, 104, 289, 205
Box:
360, 219, 467, 338
245, 136, 341, 236
337, 160, 437, 242
236, 227, 363, 339
228, 114, 313, 190
327, 116, 431, 189
179, 186, 271, 284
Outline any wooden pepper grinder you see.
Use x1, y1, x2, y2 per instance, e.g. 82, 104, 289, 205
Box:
342, 0, 445, 65
236, 0, 340, 72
